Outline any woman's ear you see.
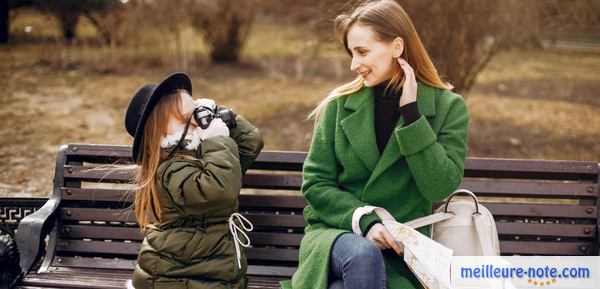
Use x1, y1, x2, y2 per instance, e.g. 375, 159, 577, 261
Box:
392, 37, 404, 58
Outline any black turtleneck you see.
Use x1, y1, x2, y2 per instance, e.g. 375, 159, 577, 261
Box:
373, 81, 421, 154
362, 81, 421, 237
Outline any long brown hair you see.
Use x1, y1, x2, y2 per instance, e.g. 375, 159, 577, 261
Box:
309, 0, 452, 121
134, 89, 190, 228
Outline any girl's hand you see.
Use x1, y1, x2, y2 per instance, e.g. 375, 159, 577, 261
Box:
198, 118, 230, 140
398, 58, 417, 107
365, 223, 404, 255
195, 98, 216, 110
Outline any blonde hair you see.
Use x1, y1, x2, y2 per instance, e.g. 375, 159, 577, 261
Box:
309, 0, 452, 121
134, 89, 192, 228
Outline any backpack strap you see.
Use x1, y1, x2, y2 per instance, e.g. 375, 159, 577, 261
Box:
406, 189, 479, 229
352, 205, 455, 234
404, 212, 455, 229
473, 212, 496, 255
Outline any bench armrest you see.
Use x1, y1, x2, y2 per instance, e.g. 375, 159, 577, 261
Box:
15, 145, 67, 274
15, 193, 60, 274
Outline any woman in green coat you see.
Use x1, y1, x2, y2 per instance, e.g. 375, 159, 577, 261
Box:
281, 1, 469, 289
123, 73, 263, 289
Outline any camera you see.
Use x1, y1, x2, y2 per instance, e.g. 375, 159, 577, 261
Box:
193, 105, 237, 130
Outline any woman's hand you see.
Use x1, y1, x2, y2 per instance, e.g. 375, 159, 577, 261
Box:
365, 223, 404, 255
398, 57, 417, 108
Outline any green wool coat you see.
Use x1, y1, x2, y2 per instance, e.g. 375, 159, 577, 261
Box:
280, 83, 469, 289
132, 115, 263, 289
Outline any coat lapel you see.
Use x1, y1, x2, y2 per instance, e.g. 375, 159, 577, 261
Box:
340, 88, 379, 172
366, 83, 438, 188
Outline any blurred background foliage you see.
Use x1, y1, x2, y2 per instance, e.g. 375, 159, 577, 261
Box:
0, 0, 599, 196
3, 0, 598, 91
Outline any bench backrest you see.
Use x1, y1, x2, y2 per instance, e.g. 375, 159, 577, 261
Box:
41, 144, 599, 278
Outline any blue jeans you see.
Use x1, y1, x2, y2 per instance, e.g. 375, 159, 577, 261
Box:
328, 233, 387, 289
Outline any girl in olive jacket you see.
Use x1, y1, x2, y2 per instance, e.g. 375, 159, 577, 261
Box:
124, 73, 263, 289
281, 1, 468, 289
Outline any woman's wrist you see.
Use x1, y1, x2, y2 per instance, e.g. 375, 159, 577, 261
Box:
399, 101, 420, 125
359, 213, 382, 236
364, 220, 382, 237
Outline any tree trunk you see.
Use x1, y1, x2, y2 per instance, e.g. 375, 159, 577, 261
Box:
210, 21, 242, 63
57, 11, 79, 41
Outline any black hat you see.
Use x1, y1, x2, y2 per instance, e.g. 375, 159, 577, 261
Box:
124, 72, 192, 163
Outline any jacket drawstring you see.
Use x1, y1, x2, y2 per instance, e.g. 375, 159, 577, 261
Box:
228, 212, 253, 269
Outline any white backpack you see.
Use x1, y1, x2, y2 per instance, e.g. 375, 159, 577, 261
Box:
406, 189, 500, 256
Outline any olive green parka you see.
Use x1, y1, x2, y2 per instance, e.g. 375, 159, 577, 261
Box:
132, 115, 264, 289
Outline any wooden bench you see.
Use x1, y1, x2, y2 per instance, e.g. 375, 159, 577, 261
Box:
6, 143, 600, 288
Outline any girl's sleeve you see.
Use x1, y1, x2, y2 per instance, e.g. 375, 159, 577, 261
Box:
395, 91, 469, 202
228, 115, 264, 175
159, 135, 242, 215
302, 101, 378, 232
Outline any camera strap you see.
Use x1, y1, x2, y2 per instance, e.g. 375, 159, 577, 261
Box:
165, 108, 196, 160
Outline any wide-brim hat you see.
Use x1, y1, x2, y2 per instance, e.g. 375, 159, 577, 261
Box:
124, 72, 192, 163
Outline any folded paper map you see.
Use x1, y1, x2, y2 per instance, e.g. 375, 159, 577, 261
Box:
383, 220, 453, 289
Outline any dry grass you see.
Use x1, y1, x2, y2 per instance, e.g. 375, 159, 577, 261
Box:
467, 50, 600, 159
1, 10, 598, 197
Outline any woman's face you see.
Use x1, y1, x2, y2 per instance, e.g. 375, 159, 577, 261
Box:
167, 91, 197, 134
347, 24, 397, 87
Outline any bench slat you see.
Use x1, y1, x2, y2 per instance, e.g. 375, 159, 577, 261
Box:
65, 144, 305, 171
243, 173, 302, 190
247, 265, 296, 278
60, 208, 307, 228
500, 240, 595, 255
63, 165, 598, 191
21, 276, 126, 289
45, 257, 297, 279
59, 203, 597, 237
61, 188, 134, 203
56, 240, 299, 262
63, 166, 134, 183
59, 225, 304, 246
54, 240, 596, 263
481, 203, 596, 219
64, 146, 600, 182
465, 158, 598, 176
460, 179, 598, 198
65, 144, 598, 174
495, 222, 596, 238
60, 225, 143, 241
21, 266, 287, 289
247, 247, 299, 262
63, 166, 307, 190
239, 194, 306, 209
60, 188, 308, 209
61, 208, 136, 223
57, 240, 140, 257
57, 221, 596, 250
242, 213, 306, 228
60, 179, 598, 208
